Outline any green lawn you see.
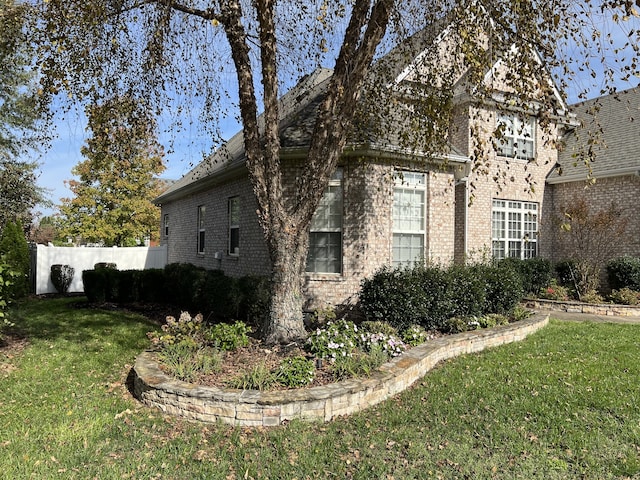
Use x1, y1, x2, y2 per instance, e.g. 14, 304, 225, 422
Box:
1, 297, 639, 479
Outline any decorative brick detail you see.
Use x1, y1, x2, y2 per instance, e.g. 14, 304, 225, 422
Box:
132, 313, 549, 426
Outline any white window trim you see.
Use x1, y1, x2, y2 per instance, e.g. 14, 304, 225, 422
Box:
492, 199, 538, 260
392, 171, 426, 268
228, 196, 240, 256
163, 214, 169, 237
496, 113, 535, 160
306, 169, 343, 274
197, 205, 206, 255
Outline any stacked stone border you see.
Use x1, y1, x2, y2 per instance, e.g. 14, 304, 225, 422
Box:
524, 298, 640, 317
132, 313, 548, 427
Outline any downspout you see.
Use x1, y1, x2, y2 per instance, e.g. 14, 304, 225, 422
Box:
454, 161, 473, 262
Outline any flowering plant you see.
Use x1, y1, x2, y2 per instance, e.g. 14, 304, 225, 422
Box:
147, 311, 203, 349
358, 331, 406, 357
306, 319, 359, 361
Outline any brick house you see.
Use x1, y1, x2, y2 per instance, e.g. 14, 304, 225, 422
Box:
543, 86, 640, 264
155, 26, 570, 309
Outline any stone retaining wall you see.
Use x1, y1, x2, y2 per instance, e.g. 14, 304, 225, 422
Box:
132, 313, 548, 427
524, 298, 640, 317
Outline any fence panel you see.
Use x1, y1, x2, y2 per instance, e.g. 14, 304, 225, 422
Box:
33, 244, 168, 295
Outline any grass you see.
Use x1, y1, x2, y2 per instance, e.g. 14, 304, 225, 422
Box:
1, 297, 640, 479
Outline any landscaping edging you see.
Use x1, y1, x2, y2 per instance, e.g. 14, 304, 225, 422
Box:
132, 313, 549, 426
524, 298, 640, 317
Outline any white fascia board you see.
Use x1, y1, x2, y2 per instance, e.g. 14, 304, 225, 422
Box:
546, 166, 640, 184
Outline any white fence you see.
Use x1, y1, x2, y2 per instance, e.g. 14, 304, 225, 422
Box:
32, 244, 168, 295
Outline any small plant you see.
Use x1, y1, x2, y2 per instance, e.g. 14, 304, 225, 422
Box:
205, 321, 251, 351
310, 305, 337, 327
443, 316, 473, 334
609, 288, 640, 306
401, 324, 432, 346
147, 311, 204, 349
580, 289, 604, 304
157, 343, 222, 383
226, 362, 276, 391
538, 280, 570, 301
358, 331, 406, 358
478, 313, 509, 329
509, 304, 533, 322
276, 356, 315, 388
330, 349, 388, 380
361, 320, 399, 337
51, 264, 75, 294
306, 319, 359, 361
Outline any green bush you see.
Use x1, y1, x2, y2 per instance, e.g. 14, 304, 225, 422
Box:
82, 269, 108, 303
198, 269, 241, 320
607, 257, 640, 291
501, 257, 554, 295
0, 255, 18, 338
360, 262, 526, 332
137, 269, 167, 303
50, 264, 74, 294
238, 275, 271, 326
306, 319, 359, 360
555, 260, 578, 290
276, 356, 315, 388
538, 279, 570, 301
0, 220, 30, 298
163, 263, 207, 310
609, 288, 640, 306
148, 311, 204, 349
205, 321, 251, 352
479, 262, 524, 314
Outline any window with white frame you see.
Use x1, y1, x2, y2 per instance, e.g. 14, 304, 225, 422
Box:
492, 199, 538, 260
228, 196, 240, 256
163, 214, 169, 237
496, 114, 535, 160
393, 172, 426, 267
306, 169, 343, 274
197, 205, 206, 254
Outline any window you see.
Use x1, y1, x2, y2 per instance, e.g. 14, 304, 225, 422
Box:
228, 196, 240, 256
163, 214, 169, 237
306, 169, 343, 273
197, 205, 206, 254
496, 114, 535, 160
492, 199, 538, 259
393, 172, 426, 267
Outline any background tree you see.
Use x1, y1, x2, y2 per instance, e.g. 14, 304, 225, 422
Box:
36, 0, 640, 343
58, 97, 166, 247
0, 0, 49, 233
0, 220, 31, 299
556, 198, 629, 299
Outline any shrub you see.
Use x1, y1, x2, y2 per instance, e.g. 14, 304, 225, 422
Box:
82, 269, 108, 303
538, 279, 570, 301
148, 311, 204, 350
198, 269, 241, 320
163, 263, 207, 310
50, 264, 74, 294
0, 256, 18, 340
478, 313, 509, 328
581, 289, 604, 304
502, 257, 554, 295
358, 331, 406, 358
447, 264, 485, 318
0, 220, 30, 298
555, 260, 577, 289
443, 316, 477, 334
137, 268, 167, 303
479, 262, 524, 314
509, 304, 533, 322
609, 288, 640, 306
276, 356, 315, 388
306, 319, 359, 361
360, 320, 398, 337
400, 324, 434, 346
237, 275, 271, 327
205, 320, 251, 351
607, 257, 640, 291
94, 262, 117, 270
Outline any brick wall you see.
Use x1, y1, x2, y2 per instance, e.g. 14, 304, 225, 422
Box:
543, 175, 640, 263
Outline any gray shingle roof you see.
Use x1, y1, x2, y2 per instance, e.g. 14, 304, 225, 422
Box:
549, 86, 640, 183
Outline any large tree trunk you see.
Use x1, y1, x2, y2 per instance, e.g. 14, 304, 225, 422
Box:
264, 228, 309, 345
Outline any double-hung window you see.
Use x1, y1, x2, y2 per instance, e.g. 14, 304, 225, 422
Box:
197, 205, 206, 254
306, 169, 343, 274
393, 172, 426, 267
496, 114, 535, 160
492, 199, 538, 259
228, 196, 240, 256
163, 214, 169, 237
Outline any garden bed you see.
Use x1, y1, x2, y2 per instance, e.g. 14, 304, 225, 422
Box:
524, 298, 640, 317
132, 312, 549, 427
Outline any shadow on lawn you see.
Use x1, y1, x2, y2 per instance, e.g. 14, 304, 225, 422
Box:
12, 295, 160, 351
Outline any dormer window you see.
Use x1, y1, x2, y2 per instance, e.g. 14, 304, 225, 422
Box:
496, 114, 535, 160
